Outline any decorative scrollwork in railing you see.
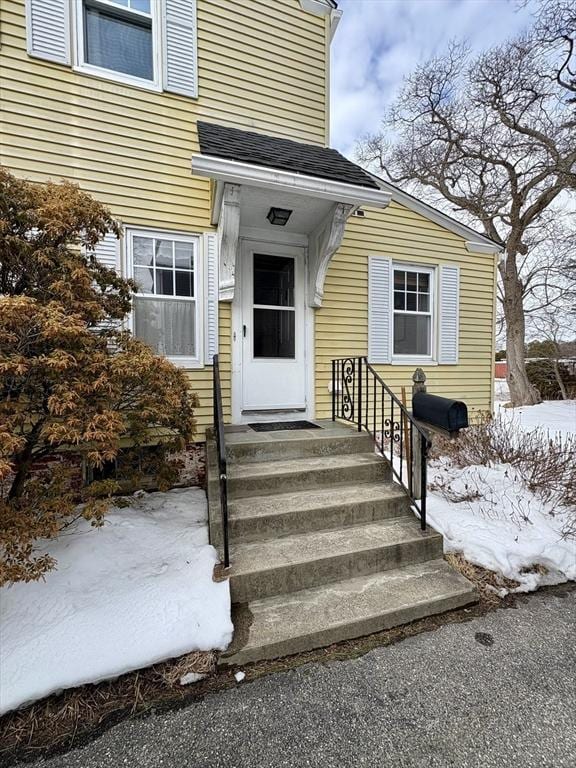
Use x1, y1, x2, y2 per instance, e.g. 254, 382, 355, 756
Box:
331, 356, 431, 531
383, 418, 402, 442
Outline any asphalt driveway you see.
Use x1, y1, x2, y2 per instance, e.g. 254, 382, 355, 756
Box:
33, 588, 576, 768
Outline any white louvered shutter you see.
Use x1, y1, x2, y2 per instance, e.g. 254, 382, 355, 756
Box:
26, 0, 71, 65
164, 0, 198, 98
84, 234, 122, 337
368, 256, 392, 364
204, 232, 219, 364
88, 233, 121, 273
438, 265, 460, 364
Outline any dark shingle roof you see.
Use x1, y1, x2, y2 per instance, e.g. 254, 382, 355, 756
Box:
196, 121, 379, 190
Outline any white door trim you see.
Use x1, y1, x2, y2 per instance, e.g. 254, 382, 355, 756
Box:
231, 238, 315, 424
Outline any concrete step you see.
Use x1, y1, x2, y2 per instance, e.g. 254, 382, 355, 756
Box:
229, 517, 442, 603
226, 431, 374, 465
223, 483, 411, 543
221, 558, 477, 666
228, 453, 389, 499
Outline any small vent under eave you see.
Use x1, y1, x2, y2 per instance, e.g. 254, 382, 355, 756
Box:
352, 209, 366, 218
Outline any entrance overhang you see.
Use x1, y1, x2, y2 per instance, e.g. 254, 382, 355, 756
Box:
191, 154, 392, 308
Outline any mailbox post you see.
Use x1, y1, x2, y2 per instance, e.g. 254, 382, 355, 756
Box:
411, 369, 427, 500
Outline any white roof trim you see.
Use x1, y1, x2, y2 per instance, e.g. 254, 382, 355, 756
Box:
372, 176, 502, 253
299, 0, 335, 16
191, 154, 392, 209
466, 241, 500, 255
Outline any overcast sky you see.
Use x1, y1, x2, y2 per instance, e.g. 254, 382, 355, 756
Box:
330, 0, 538, 157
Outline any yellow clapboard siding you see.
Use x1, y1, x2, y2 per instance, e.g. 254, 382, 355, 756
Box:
314, 202, 497, 418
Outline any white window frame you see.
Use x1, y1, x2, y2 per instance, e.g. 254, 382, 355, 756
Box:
391, 263, 437, 365
125, 228, 204, 369
73, 0, 163, 91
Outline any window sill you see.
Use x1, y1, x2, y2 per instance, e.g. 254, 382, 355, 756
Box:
391, 357, 438, 367
166, 357, 204, 370
73, 64, 162, 93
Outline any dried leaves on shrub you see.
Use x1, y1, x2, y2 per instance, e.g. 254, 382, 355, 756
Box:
0, 168, 199, 584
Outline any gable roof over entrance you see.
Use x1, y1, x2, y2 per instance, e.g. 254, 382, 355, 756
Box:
197, 121, 379, 190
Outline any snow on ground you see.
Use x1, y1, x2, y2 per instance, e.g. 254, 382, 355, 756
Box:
0, 487, 233, 716
499, 399, 576, 438
494, 377, 510, 402
428, 391, 576, 594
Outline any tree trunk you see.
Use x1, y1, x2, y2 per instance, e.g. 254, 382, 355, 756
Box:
8, 427, 41, 500
8, 460, 31, 500
552, 358, 568, 400
501, 253, 541, 407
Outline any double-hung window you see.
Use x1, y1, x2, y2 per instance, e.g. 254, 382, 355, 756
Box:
128, 230, 202, 367
76, 0, 160, 88
393, 266, 434, 358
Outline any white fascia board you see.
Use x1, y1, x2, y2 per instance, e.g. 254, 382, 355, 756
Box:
191, 154, 392, 209
299, 0, 333, 15
330, 9, 342, 40
372, 176, 502, 253
465, 241, 502, 255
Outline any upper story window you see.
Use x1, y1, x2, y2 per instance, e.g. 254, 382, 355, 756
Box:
26, 0, 198, 98
77, 0, 159, 87
393, 267, 434, 358
127, 230, 202, 367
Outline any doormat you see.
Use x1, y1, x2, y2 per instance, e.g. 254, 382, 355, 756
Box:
247, 420, 322, 432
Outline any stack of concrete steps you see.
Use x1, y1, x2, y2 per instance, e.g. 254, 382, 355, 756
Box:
206, 420, 476, 666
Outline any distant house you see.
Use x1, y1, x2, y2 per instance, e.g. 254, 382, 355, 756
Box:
495, 362, 508, 379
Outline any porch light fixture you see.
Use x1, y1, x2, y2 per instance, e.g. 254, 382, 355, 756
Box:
267, 207, 293, 226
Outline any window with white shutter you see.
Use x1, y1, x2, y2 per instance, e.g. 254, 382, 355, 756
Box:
26, 0, 199, 98
369, 259, 460, 366
126, 229, 204, 368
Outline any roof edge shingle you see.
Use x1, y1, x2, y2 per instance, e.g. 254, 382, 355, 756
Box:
196, 121, 379, 190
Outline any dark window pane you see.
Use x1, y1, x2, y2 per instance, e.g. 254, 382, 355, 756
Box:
175, 242, 193, 269
406, 271, 418, 291
253, 254, 294, 307
394, 314, 430, 356
394, 270, 405, 290
156, 269, 173, 296
175, 270, 193, 297
85, 5, 153, 81
394, 291, 405, 310
155, 239, 173, 267
406, 292, 417, 311
418, 293, 430, 312
253, 308, 295, 358
418, 273, 429, 292
133, 236, 153, 266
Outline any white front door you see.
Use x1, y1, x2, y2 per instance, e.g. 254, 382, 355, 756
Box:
240, 242, 307, 415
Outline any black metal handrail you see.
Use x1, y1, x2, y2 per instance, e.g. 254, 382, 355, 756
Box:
212, 354, 229, 567
331, 357, 431, 530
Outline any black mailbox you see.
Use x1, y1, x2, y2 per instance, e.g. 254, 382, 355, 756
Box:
412, 392, 468, 434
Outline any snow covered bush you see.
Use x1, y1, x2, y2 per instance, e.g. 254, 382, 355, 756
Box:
431, 414, 576, 535
0, 168, 198, 585
428, 410, 576, 591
